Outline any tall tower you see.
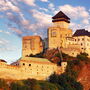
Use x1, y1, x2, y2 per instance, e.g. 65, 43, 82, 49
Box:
48, 11, 72, 49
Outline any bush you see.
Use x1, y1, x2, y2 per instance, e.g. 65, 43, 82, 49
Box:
49, 73, 83, 90
10, 81, 29, 90
77, 53, 88, 61
0, 79, 8, 89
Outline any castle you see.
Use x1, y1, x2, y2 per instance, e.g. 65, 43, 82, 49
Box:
0, 11, 90, 80
48, 11, 90, 57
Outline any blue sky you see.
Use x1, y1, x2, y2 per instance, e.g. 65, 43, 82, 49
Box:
0, 0, 90, 63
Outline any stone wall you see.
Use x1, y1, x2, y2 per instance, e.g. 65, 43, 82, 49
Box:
0, 58, 67, 80
22, 36, 43, 57
48, 27, 72, 49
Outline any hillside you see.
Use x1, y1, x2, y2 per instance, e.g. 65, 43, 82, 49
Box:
78, 63, 90, 90
43, 49, 90, 90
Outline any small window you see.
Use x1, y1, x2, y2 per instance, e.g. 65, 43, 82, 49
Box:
37, 72, 39, 75
82, 38, 84, 41
23, 63, 25, 66
29, 64, 31, 66
51, 32, 56, 37
81, 43, 83, 46
60, 35, 62, 38
51, 29, 56, 37
78, 39, 80, 41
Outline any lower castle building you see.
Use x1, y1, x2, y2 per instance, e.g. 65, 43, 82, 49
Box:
0, 58, 67, 80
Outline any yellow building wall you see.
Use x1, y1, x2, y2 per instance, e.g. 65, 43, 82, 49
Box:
73, 36, 90, 57
53, 21, 69, 28
48, 27, 72, 49
0, 58, 67, 80
22, 36, 43, 57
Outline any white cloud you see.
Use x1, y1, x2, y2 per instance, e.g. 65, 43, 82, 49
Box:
55, 5, 89, 20
31, 9, 52, 25
9, 27, 23, 34
0, 39, 9, 45
40, 0, 48, 2
6, 1, 20, 12
21, 0, 36, 6
70, 22, 83, 32
48, 3, 55, 11
0, 30, 11, 35
0, 0, 20, 12
82, 19, 89, 24
29, 9, 52, 33
39, 8, 48, 12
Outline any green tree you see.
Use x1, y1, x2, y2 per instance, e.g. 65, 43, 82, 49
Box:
77, 53, 88, 61
49, 73, 83, 90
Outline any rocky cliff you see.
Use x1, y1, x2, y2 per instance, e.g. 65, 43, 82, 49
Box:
78, 63, 90, 90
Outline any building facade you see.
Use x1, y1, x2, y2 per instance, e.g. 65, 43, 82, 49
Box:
73, 29, 90, 57
0, 58, 67, 80
22, 36, 43, 57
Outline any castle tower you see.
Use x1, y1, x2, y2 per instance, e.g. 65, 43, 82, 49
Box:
22, 36, 43, 57
48, 11, 72, 49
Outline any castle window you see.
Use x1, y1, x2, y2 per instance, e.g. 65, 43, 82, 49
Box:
81, 43, 83, 46
82, 38, 84, 41
65, 34, 67, 37
23, 63, 25, 66
29, 64, 31, 66
60, 35, 62, 38
37, 72, 39, 75
51, 29, 56, 37
78, 39, 80, 41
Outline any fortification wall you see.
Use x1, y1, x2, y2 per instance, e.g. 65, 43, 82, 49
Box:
0, 60, 67, 80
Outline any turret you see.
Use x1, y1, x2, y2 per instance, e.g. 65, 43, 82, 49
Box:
52, 11, 70, 28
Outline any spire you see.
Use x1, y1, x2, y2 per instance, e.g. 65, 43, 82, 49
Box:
52, 11, 70, 23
